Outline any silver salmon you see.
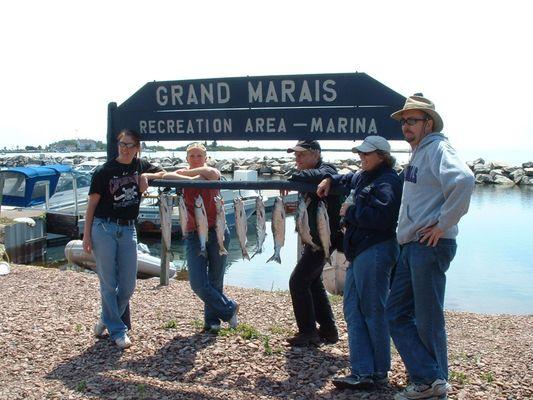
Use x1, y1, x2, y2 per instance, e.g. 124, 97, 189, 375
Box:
194, 195, 209, 258
234, 197, 250, 260
316, 200, 331, 264
267, 196, 285, 264
295, 195, 320, 251
215, 195, 228, 256
177, 194, 189, 237
252, 196, 267, 257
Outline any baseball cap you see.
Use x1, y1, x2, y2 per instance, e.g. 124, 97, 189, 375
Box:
287, 140, 321, 153
352, 136, 391, 153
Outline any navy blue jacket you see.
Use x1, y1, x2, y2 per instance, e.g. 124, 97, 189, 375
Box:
330, 164, 402, 262
289, 160, 342, 248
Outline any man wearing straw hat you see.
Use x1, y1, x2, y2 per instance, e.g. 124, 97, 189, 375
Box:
386, 95, 475, 400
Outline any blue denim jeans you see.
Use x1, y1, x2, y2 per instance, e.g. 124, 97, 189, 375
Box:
91, 218, 138, 341
344, 238, 399, 376
186, 227, 236, 326
386, 239, 457, 384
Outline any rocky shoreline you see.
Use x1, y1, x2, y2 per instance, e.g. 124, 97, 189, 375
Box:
1, 264, 532, 399
2, 154, 533, 186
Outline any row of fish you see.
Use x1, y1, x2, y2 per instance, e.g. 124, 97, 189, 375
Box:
178, 194, 332, 264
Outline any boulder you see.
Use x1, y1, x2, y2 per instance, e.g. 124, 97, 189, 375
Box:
510, 169, 525, 184
522, 161, 533, 168
492, 175, 514, 185
474, 164, 491, 174
524, 168, 533, 177
520, 176, 533, 185
475, 174, 492, 184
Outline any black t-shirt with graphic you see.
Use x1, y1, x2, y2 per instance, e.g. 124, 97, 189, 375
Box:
89, 158, 163, 220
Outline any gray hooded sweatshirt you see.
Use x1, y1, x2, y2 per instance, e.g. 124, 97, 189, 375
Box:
397, 133, 475, 245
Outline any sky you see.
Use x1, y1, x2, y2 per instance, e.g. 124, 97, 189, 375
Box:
1, 1, 532, 162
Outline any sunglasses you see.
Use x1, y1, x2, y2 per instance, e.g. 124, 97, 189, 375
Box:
400, 118, 429, 126
400, 117, 428, 126
118, 141, 137, 149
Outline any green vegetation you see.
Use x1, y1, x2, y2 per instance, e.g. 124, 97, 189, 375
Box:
481, 371, 494, 383
162, 319, 178, 329
137, 384, 147, 399
76, 380, 87, 392
450, 370, 468, 385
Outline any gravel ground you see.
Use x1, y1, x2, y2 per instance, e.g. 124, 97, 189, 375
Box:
0, 264, 532, 400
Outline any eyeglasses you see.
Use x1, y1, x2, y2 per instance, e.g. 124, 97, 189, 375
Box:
118, 141, 137, 149
400, 117, 428, 126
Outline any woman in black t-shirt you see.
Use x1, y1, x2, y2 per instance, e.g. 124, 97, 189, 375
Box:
82, 129, 163, 349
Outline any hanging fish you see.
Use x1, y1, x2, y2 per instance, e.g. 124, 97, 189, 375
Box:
295, 195, 320, 251
317, 200, 332, 264
214, 195, 228, 256
267, 196, 285, 264
194, 195, 209, 258
234, 197, 250, 260
177, 193, 189, 237
252, 196, 267, 258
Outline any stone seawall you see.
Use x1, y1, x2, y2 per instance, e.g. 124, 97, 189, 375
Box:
2, 154, 533, 185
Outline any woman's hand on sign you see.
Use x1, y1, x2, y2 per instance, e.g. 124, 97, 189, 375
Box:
316, 178, 331, 198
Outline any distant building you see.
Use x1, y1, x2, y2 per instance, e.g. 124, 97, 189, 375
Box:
76, 139, 97, 151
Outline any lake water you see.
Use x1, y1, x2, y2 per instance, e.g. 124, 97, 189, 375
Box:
134, 185, 533, 316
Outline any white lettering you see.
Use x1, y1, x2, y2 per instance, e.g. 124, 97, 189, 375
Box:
187, 84, 198, 104
281, 80, 295, 102
368, 118, 377, 134
248, 82, 262, 103
139, 121, 147, 134
356, 118, 365, 133
217, 82, 230, 104
213, 119, 222, 133
265, 81, 278, 103
311, 118, 323, 132
278, 118, 286, 132
187, 120, 194, 134
338, 117, 347, 133
326, 119, 335, 133
176, 120, 184, 133
299, 81, 313, 102
200, 83, 214, 104
171, 85, 183, 106
157, 120, 165, 133
156, 86, 168, 106
323, 80, 337, 102
245, 118, 253, 132
166, 120, 175, 133
149, 120, 156, 134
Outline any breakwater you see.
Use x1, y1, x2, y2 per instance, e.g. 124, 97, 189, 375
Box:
2, 154, 533, 185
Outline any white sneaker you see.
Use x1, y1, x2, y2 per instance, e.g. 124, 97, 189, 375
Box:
93, 319, 106, 338
229, 303, 239, 329
395, 378, 451, 399
115, 335, 132, 349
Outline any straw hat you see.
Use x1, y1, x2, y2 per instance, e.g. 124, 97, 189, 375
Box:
391, 95, 443, 132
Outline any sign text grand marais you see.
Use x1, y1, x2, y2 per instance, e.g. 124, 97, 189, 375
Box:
139, 78, 378, 137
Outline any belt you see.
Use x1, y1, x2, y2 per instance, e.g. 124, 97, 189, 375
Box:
104, 217, 137, 226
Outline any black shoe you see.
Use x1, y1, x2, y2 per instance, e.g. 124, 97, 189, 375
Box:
331, 374, 374, 390
286, 331, 321, 346
372, 373, 389, 386
318, 326, 339, 344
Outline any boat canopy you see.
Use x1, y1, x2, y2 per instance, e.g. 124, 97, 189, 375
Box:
0, 165, 73, 207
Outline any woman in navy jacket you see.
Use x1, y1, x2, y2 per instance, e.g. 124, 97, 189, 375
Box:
317, 136, 402, 390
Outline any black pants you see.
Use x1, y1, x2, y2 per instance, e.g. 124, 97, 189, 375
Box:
289, 246, 336, 334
